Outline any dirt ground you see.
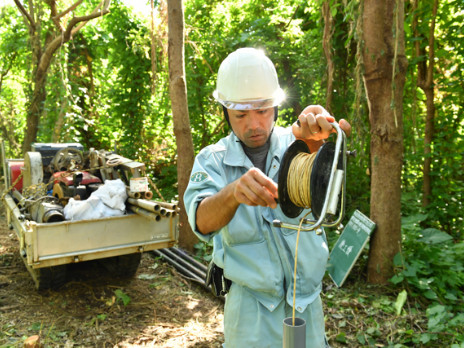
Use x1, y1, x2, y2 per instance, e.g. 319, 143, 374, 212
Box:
0, 200, 416, 348
0, 207, 225, 347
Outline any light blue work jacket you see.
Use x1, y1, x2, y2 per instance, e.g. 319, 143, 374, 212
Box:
184, 127, 329, 313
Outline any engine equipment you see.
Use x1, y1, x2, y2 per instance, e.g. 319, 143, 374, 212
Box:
51, 170, 102, 201
30, 200, 65, 223
50, 148, 84, 172
23, 152, 44, 188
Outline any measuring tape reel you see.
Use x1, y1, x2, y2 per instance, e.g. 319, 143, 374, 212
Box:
274, 122, 347, 232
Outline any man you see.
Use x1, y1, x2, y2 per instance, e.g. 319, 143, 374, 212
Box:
184, 47, 351, 347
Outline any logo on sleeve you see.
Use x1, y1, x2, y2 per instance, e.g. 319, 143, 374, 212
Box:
190, 171, 208, 183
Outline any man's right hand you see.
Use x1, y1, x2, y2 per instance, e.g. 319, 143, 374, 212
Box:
233, 168, 278, 209
196, 168, 278, 235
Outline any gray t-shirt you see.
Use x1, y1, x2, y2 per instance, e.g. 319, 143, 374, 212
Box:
241, 138, 271, 172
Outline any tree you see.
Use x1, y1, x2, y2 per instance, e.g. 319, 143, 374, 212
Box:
322, 0, 335, 113
167, 0, 196, 251
13, 0, 111, 154
362, 0, 408, 283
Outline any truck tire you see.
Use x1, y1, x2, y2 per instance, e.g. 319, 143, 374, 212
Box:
35, 265, 67, 290
99, 253, 142, 279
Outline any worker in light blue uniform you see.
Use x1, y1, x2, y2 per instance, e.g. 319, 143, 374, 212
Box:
184, 47, 351, 348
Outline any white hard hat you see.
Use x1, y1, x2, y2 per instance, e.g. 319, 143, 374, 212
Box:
213, 48, 285, 110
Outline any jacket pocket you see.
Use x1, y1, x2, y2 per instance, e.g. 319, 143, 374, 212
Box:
223, 240, 283, 295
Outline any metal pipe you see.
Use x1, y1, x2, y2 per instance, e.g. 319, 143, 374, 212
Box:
12, 189, 25, 204
155, 201, 178, 211
283, 317, 306, 348
127, 198, 177, 218
160, 248, 206, 280
143, 191, 153, 200
127, 204, 161, 221
156, 207, 175, 218
33, 201, 65, 223
153, 248, 225, 301
127, 190, 142, 199
170, 247, 208, 273
159, 208, 171, 217
127, 197, 161, 212
152, 249, 205, 285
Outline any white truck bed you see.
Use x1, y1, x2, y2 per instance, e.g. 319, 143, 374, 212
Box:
4, 193, 178, 269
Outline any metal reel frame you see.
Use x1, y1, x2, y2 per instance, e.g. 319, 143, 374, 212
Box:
274, 122, 347, 232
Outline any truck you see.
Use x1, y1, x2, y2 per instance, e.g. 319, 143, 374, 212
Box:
1, 142, 178, 290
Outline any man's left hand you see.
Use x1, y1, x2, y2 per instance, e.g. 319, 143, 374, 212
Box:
292, 105, 352, 141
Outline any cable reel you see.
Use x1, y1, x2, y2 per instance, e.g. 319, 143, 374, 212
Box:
273, 122, 348, 233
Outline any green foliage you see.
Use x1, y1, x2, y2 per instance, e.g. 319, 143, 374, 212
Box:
22, 0, 178, 199
390, 202, 464, 345
193, 241, 213, 263
87, 1, 176, 198
114, 289, 131, 306
1, 1, 464, 346
1, 0, 372, 203
0, 3, 464, 338
425, 108, 464, 236
402, 0, 464, 238
394, 289, 407, 316
184, 0, 335, 146
323, 279, 422, 347
0, 5, 29, 156
97, 313, 107, 321
0, 0, 461, 224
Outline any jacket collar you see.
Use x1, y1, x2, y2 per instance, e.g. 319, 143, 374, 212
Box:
223, 129, 284, 169
223, 132, 249, 168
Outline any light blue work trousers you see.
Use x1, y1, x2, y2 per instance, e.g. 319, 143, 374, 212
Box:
224, 283, 328, 348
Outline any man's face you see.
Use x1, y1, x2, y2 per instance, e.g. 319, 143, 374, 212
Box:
227, 107, 275, 148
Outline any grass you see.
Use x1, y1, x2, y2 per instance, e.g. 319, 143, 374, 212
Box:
322, 259, 463, 347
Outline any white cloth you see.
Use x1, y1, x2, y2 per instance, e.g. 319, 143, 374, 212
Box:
63, 179, 127, 221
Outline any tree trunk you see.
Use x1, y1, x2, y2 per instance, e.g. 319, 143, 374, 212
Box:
52, 98, 68, 142
167, 0, 197, 252
362, 0, 408, 283
23, 75, 46, 153
322, 0, 334, 112
150, 0, 157, 96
